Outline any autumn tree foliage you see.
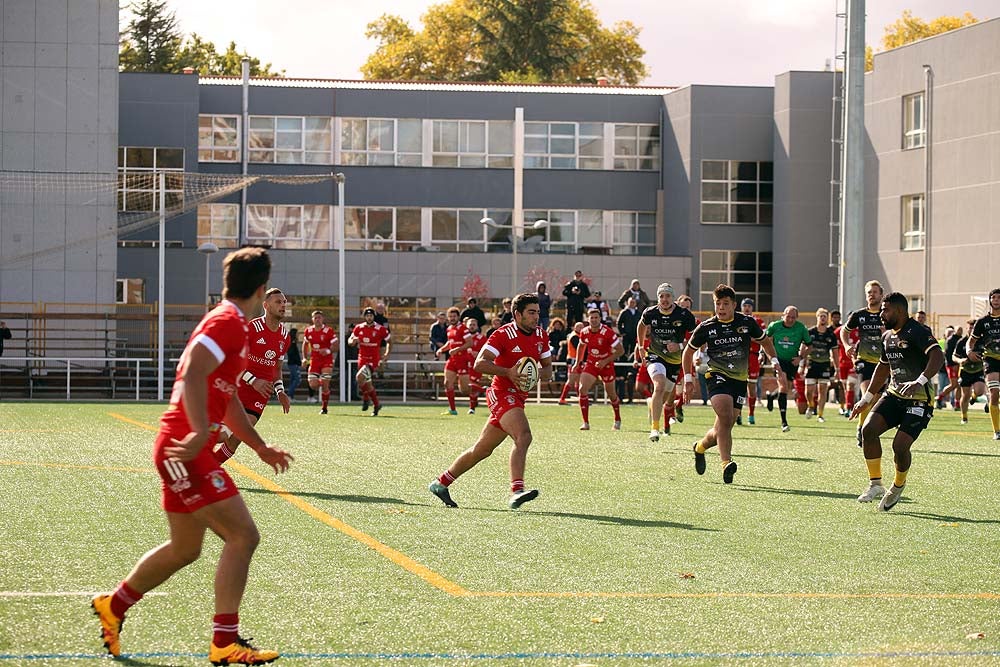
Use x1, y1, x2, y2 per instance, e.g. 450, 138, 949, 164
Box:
865, 10, 978, 71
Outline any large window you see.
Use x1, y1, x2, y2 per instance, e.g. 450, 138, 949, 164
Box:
432, 120, 513, 167
699, 250, 772, 311
523, 122, 600, 169
431, 209, 491, 251
248, 116, 333, 164
198, 115, 240, 162
197, 203, 239, 248
343, 207, 422, 250
116, 278, 145, 304
612, 211, 656, 256
117, 146, 184, 212
613, 123, 659, 171
903, 93, 925, 149
341, 118, 421, 166
246, 204, 331, 249
901, 194, 925, 250
700, 160, 773, 224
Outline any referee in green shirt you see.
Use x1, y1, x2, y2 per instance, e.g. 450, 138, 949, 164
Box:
765, 306, 812, 432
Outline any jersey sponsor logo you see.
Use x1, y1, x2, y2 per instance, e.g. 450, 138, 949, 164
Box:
265, 349, 277, 360
212, 377, 238, 395
208, 470, 228, 491
709, 329, 717, 336
168, 478, 192, 494
737, 326, 749, 334
885, 351, 905, 360
906, 405, 925, 416
248, 353, 278, 367
714, 336, 744, 345
897, 341, 909, 349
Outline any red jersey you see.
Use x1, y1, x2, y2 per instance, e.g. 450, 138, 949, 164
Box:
749, 315, 766, 354
445, 323, 472, 359
483, 322, 551, 398
577, 323, 620, 364
468, 331, 488, 358
834, 325, 858, 367
162, 301, 248, 436
246, 317, 290, 382
303, 325, 337, 360
352, 322, 391, 362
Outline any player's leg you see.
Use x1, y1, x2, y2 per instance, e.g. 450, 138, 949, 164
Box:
578, 371, 596, 428
443, 368, 459, 414
878, 428, 917, 512
804, 377, 816, 417
648, 364, 668, 439
368, 364, 384, 415
775, 362, 792, 430
816, 380, 829, 420
604, 378, 622, 430
499, 407, 539, 508
710, 392, 738, 483
960, 383, 971, 422
857, 397, 894, 502
215, 412, 260, 464
319, 367, 332, 413
987, 370, 1000, 438
558, 361, 576, 403
430, 420, 509, 506
745, 369, 758, 424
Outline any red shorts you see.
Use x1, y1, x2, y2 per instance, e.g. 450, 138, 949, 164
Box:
358, 356, 380, 374
635, 364, 651, 386
581, 361, 615, 383
445, 355, 471, 375
748, 354, 761, 381
839, 363, 855, 381
154, 430, 239, 513
487, 386, 526, 431
237, 382, 270, 417
469, 371, 483, 387
946, 364, 959, 381
308, 355, 334, 375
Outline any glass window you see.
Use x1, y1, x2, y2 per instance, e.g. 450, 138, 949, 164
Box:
699, 250, 772, 311
198, 115, 240, 162
901, 194, 925, 250
903, 93, 926, 150
613, 123, 659, 171
246, 204, 331, 249
117, 146, 184, 212
524, 121, 604, 170
249, 116, 333, 164
700, 159, 773, 225
197, 203, 239, 248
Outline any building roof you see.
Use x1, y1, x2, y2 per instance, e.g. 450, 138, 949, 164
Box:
197, 76, 676, 96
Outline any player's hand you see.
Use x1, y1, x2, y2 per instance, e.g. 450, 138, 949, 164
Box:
278, 391, 291, 414
165, 430, 209, 462
251, 377, 274, 397
256, 445, 294, 474
967, 349, 981, 363
849, 344, 858, 359
682, 375, 694, 403
897, 380, 923, 398
434, 348, 441, 358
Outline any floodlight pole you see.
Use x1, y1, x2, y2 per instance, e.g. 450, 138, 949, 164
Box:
157, 171, 166, 401
512, 107, 524, 296
335, 173, 346, 403
837, 0, 865, 313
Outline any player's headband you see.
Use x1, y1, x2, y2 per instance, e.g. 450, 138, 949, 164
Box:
656, 283, 674, 296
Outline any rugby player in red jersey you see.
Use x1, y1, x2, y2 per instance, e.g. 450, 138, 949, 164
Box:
213, 288, 291, 464
577, 307, 625, 431
736, 298, 766, 426
91, 247, 293, 665
302, 310, 337, 414
429, 293, 552, 510
466, 317, 488, 414
434, 307, 473, 415
349, 307, 392, 416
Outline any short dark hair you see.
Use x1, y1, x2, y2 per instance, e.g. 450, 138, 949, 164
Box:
222, 247, 270, 299
467, 297, 477, 304
989, 288, 1000, 299
712, 284, 736, 302
511, 292, 539, 315
264, 287, 283, 298
916, 310, 927, 316
882, 291, 909, 311
831, 310, 841, 317
447, 306, 460, 316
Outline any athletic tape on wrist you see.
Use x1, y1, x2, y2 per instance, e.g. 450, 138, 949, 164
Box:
242, 371, 257, 384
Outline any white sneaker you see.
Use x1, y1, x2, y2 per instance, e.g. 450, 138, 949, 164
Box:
994, 432, 1000, 441
877, 484, 904, 512
579, 422, 590, 431
612, 421, 621, 431
649, 429, 660, 442
805, 409, 813, 420
960, 418, 968, 425
781, 424, 791, 432
817, 416, 826, 423
509, 488, 539, 509
857, 482, 886, 503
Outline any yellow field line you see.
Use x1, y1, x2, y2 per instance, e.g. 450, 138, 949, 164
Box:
102, 413, 1000, 603
0, 459, 153, 473
106, 412, 470, 597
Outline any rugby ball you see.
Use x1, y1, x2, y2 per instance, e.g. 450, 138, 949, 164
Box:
514, 356, 539, 392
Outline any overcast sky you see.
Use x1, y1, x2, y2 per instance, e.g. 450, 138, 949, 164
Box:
160, 0, 996, 86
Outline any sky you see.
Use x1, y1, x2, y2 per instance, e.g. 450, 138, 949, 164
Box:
160, 0, 997, 86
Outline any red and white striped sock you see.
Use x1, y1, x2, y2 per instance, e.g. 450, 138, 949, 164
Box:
212, 613, 239, 647
109, 581, 143, 618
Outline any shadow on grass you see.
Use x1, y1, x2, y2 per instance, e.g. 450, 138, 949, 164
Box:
238, 486, 428, 507
737, 453, 818, 463
923, 449, 1000, 459
736, 484, 859, 501
530, 510, 719, 532
897, 510, 1000, 525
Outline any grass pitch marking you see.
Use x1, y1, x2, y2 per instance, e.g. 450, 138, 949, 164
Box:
0, 459, 152, 474
105, 412, 1000, 603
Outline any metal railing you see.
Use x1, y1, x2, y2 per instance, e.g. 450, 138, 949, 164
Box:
0, 357, 153, 400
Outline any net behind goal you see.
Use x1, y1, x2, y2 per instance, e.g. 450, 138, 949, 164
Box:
971, 295, 989, 319
0, 170, 338, 266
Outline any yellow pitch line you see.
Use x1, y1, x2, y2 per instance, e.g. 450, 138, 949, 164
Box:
106, 412, 470, 598
0, 459, 153, 473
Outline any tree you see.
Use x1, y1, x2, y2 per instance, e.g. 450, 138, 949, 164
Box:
362, 0, 648, 85
866, 10, 978, 71
120, 2, 283, 76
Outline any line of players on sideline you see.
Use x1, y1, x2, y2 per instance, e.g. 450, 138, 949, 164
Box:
91, 245, 1000, 664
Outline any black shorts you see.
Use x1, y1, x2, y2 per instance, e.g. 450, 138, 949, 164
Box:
647, 358, 682, 384
705, 372, 747, 406
871, 393, 933, 441
805, 362, 833, 380
855, 360, 877, 382
777, 358, 799, 381
959, 370, 984, 387
985, 358, 1000, 375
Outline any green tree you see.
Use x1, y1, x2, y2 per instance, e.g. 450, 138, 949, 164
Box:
866, 10, 978, 71
119, 0, 182, 72
362, 0, 648, 85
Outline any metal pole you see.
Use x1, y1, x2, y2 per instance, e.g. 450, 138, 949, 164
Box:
512, 107, 524, 296
335, 173, 346, 403
239, 58, 250, 247
157, 171, 166, 401
923, 65, 933, 315
204, 253, 211, 310
838, 0, 865, 312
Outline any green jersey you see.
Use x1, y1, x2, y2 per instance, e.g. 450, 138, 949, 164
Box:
765, 320, 811, 361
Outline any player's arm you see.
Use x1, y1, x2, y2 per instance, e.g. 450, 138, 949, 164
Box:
274, 359, 290, 413
850, 363, 891, 420
635, 321, 648, 361
897, 345, 945, 398
348, 332, 359, 347
301, 338, 310, 362
164, 342, 219, 461
840, 324, 857, 357
473, 347, 522, 385
538, 352, 554, 381
966, 331, 981, 362
222, 394, 293, 473
380, 337, 392, 367
601, 340, 624, 368
681, 342, 698, 403
758, 336, 780, 374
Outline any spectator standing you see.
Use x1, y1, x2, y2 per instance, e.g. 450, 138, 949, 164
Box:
429, 311, 449, 355
460, 298, 488, 329
0, 321, 11, 357
616, 297, 641, 359
286, 327, 303, 400
562, 270, 591, 325
618, 279, 651, 311
499, 297, 514, 324
592, 291, 612, 324
536, 282, 552, 329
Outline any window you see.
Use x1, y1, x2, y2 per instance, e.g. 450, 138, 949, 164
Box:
117, 146, 184, 212
699, 250, 772, 311
612, 211, 656, 256
903, 93, 925, 149
198, 115, 239, 162
197, 203, 239, 248
341, 118, 421, 166
248, 116, 333, 164
524, 122, 604, 170
246, 204, 331, 249
116, 278, 145, 304
614, 123, 659, 171
431, 209, 489, 251
342, 207, 422, 250
901, 194, 925, 250
700, 160, 773, 224
432, 120, 513, 168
